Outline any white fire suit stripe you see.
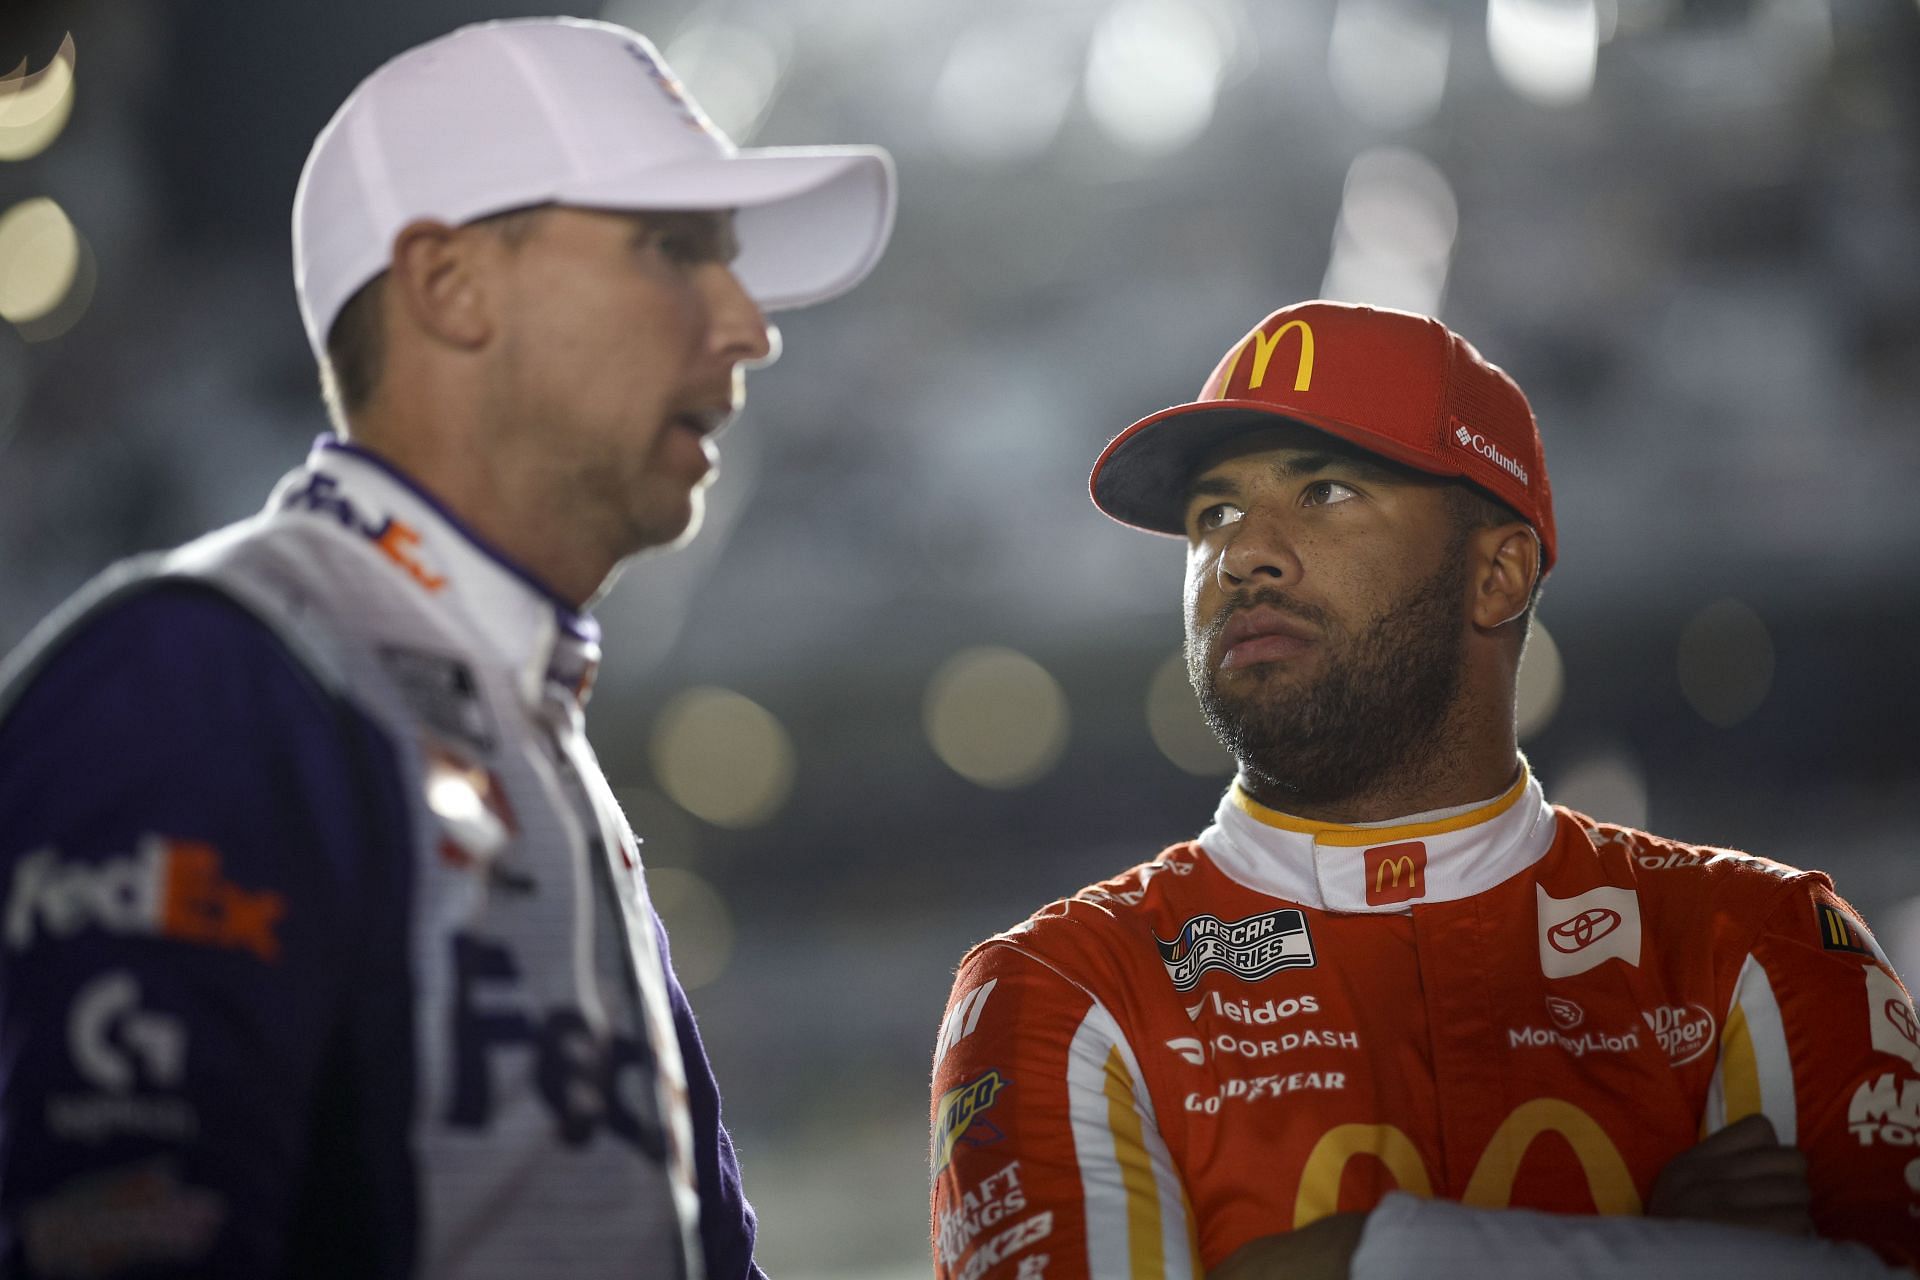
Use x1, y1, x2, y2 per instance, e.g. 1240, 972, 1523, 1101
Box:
1705, 954, 1796, 1142
1067, 1002, 1196, 1280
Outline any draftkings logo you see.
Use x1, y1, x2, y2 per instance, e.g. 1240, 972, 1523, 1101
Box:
1155, 909, 1315, 992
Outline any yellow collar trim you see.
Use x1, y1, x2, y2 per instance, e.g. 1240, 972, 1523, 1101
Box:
1228, 769, 1530, 847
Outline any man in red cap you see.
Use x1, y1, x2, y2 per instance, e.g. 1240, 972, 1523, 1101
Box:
927, 301, 1918, 1279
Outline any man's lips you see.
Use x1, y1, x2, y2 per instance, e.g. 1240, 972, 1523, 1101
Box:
1217, 605, 1320, 670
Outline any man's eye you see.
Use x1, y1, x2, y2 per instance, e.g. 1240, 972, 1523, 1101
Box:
1302, 480, 1358, 506
1194, 503, 1244, 532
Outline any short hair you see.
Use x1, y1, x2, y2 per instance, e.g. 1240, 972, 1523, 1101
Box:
1445, 481, 1545, 631
319, 206, 549, 428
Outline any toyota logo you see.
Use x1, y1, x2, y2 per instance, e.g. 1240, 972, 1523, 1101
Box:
1887, 997, 1920, 1050
1547, 908, 1621, 954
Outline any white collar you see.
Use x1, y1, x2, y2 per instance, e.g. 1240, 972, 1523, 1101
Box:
1196, 764, 1558, 913
267, 437, 602, 716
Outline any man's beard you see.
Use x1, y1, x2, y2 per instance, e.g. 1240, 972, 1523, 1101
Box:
1188, 555, 1468, 811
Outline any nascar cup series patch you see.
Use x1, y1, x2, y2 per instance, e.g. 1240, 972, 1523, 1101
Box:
1155, 908, 1315, 993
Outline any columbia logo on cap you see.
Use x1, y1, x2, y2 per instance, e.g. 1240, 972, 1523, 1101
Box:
1454, 423, 1473, 447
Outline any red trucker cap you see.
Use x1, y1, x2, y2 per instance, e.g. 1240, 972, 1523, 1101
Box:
1089, 300, 1557, 569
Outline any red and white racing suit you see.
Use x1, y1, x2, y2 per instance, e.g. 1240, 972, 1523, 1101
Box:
929, 770, 1920, 1278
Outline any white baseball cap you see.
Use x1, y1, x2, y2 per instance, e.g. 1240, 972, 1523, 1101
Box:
293, 17, 897, 360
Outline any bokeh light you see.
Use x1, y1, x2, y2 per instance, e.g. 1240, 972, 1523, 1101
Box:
1488, 0, 1599, 106
1553, 748, 1650, 829
1328, 0, 1452, 129
1085, 0, 1226, 154
650, 686, 797, 828
932, 18, 1078, 165
924, 647, 1070, 789
646, 866, 735, 990
0, 35, 77, 162
1321, 147, 1457, 317
0, 198, 78, 323
1677, 598, 1774, 728
1146, 651, 1234, 776
1514, 621, 1565, 742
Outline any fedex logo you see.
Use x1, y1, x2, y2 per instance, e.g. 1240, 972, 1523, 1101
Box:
447, 933, 664, 1155
281, 472, 446, 593
6, 837, 284, 962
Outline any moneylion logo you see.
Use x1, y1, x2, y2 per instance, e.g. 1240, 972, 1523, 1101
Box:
1155, 908, 1315, 992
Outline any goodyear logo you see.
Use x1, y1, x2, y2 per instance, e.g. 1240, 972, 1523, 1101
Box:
932, 1069, 1007, 1174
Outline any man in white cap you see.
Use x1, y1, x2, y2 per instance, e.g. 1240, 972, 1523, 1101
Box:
0, 18, 893, 1279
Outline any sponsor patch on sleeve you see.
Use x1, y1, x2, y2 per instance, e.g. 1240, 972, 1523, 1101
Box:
933, 1069, 1008, 1174
1868, 965, 1920, 1074
1817, 901, 1878, 959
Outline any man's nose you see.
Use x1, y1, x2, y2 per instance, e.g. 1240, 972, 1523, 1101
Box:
706, 265, 775, 367
1216, 511, 1301, 589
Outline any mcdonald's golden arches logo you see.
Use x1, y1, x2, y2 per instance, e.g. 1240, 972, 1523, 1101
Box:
1215, 319, 1315, 398
1292, 1099, 1641, 1228
1363, 840, 1427, 907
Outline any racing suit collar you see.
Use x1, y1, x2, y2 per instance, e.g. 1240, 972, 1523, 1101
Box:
278, 437, 602, 715
1198, 764, 1557, 913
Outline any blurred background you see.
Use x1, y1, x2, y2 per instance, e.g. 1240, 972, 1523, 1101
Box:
2, 0, 1918, 1273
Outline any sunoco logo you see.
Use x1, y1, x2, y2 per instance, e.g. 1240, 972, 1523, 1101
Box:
1155, 909, 1314, 992
1642, 1003, 1716, 1067
1449, 417, 1529, 486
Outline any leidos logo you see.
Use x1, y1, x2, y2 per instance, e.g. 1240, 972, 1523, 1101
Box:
7, 838, 285, 963
1214, 320, 1315, 398
1448, 416, 1530, 487
1363, 841, 1426, 907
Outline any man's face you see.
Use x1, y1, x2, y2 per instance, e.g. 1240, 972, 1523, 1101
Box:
489, 207, 773, 552
1181, 425, 1472, 809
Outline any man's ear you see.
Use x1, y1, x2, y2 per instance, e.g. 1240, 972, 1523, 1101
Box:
1469, 522, 1540, 632
386, 219, 495, 351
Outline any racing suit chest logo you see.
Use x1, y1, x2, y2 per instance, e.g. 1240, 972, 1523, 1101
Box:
1156, 908, 1316, 992
1363, 842, 1427, 907
447, 932, 664, 1157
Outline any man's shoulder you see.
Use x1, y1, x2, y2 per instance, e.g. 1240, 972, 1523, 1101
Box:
958, 840, 1225, 978
1555, 807, 1814, 888
1551, 806, 1830, 945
